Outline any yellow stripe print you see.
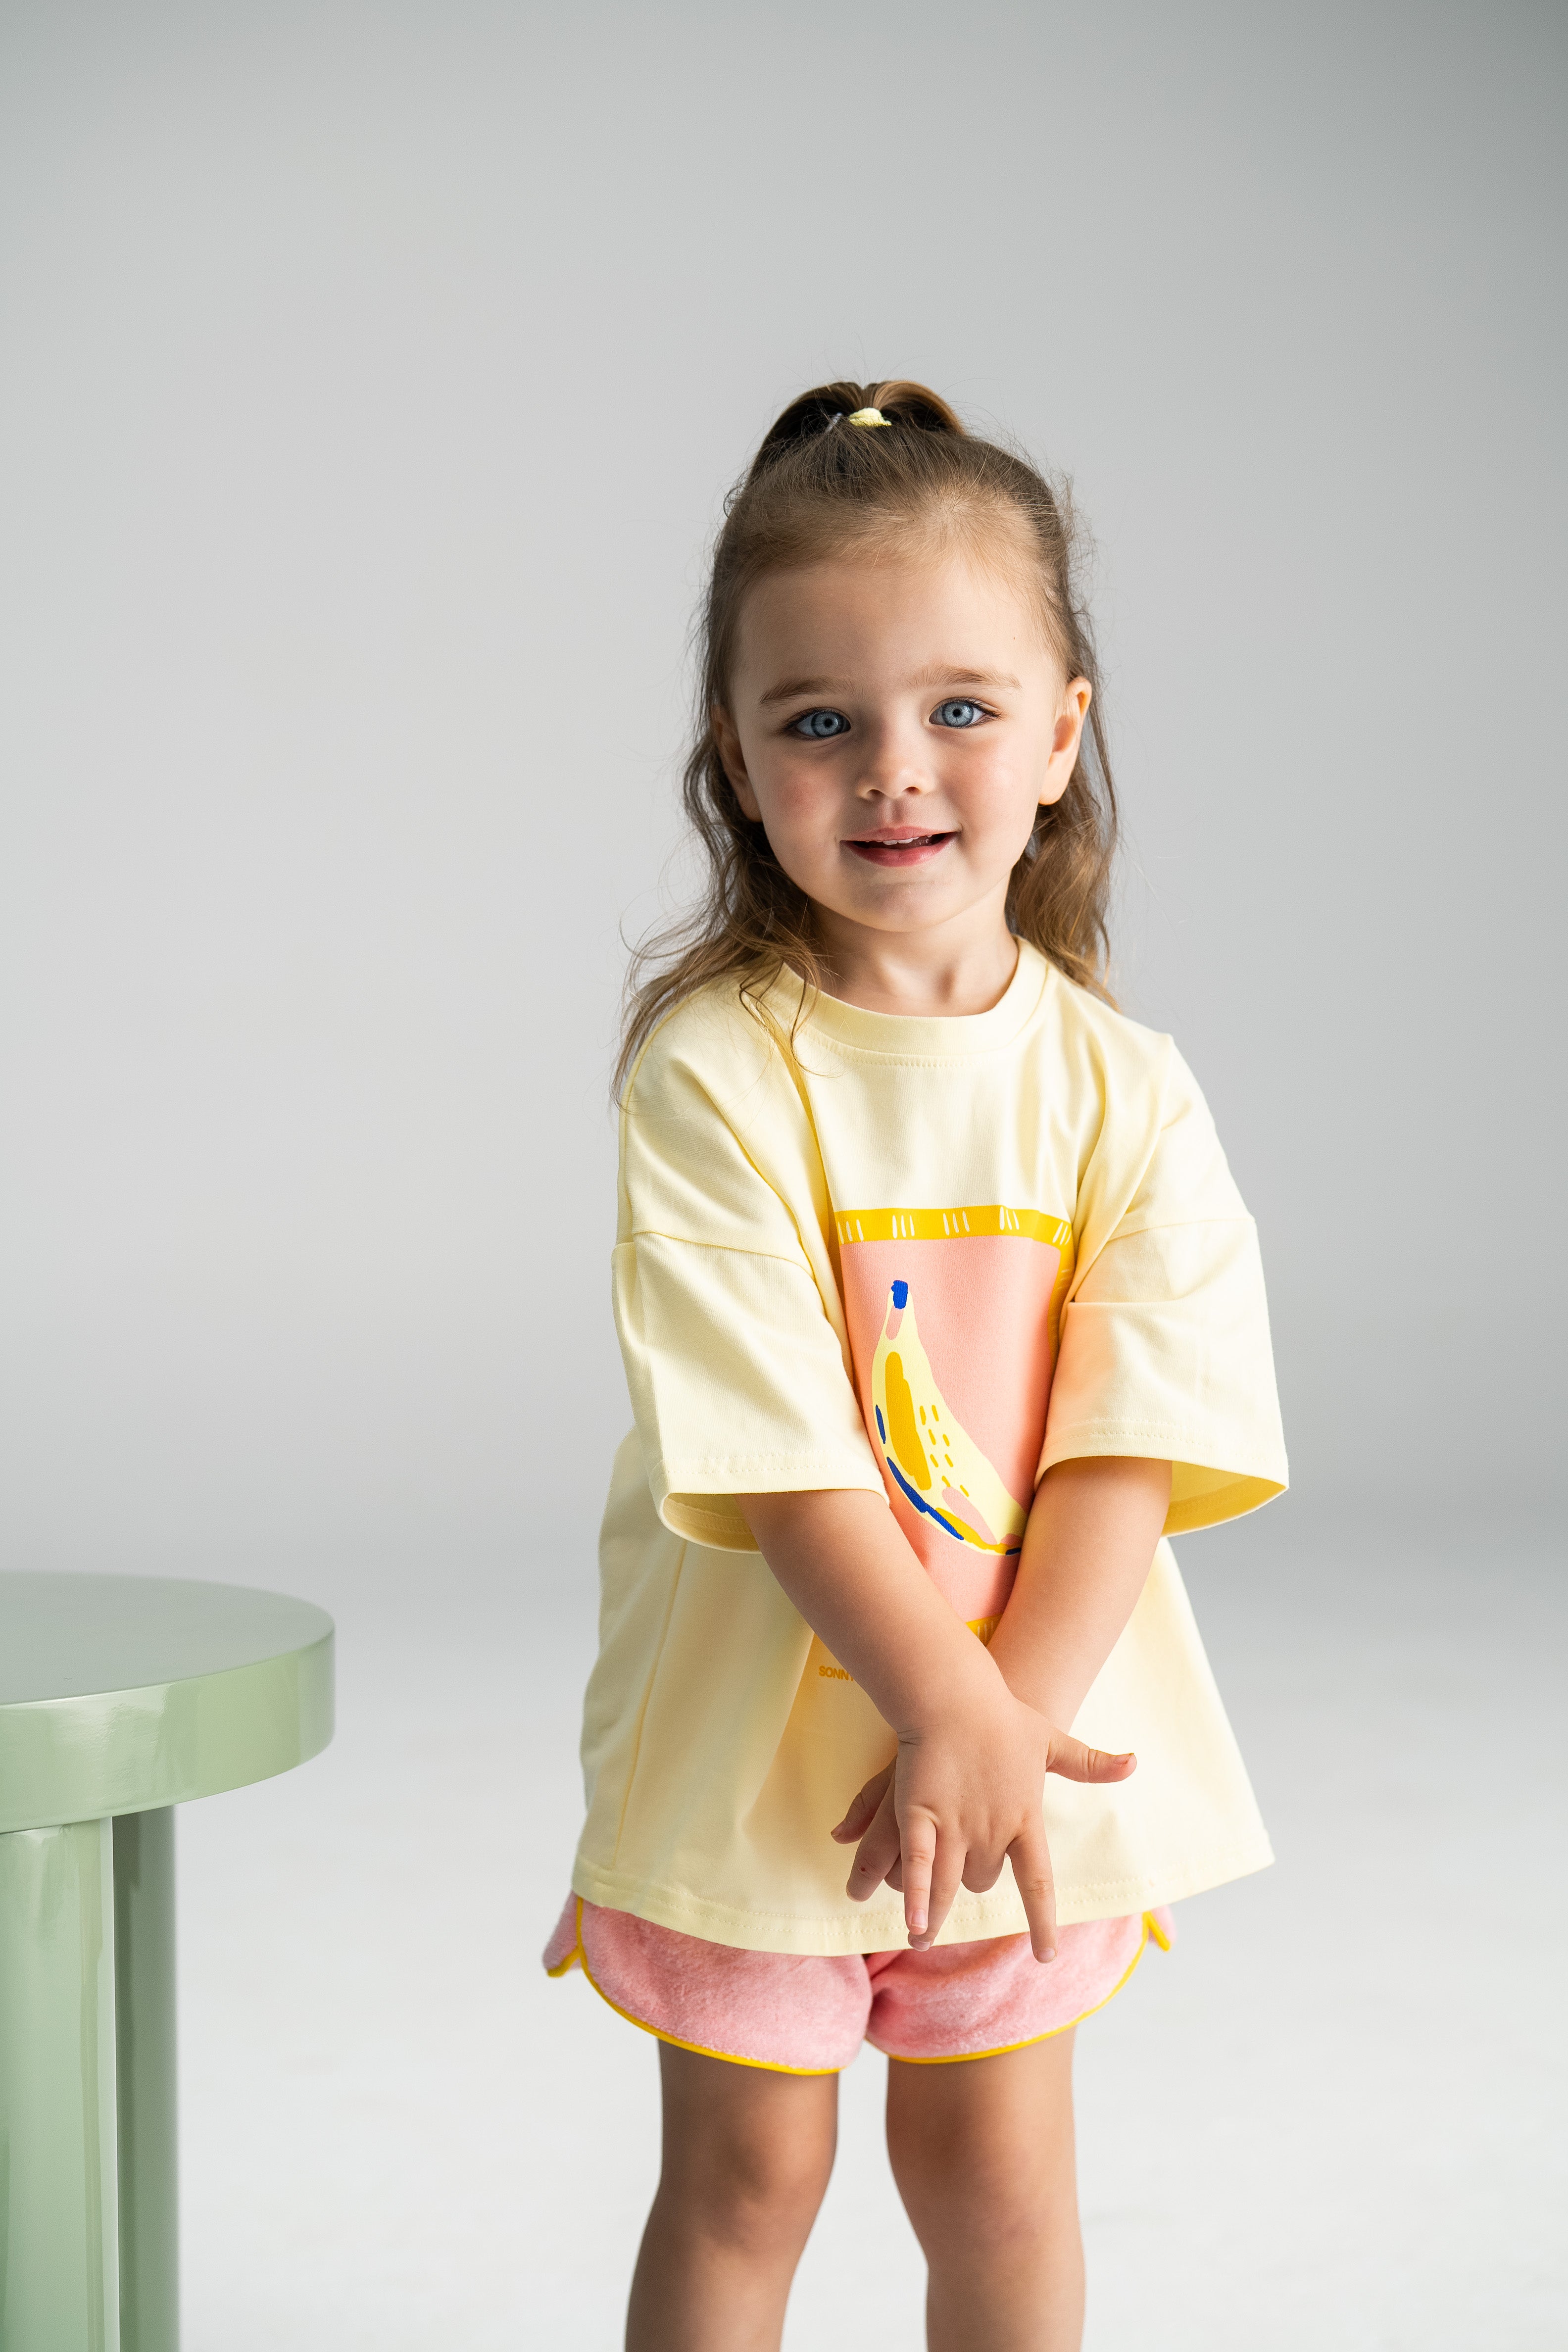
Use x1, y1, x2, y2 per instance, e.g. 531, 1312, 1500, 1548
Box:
834, 1203, 1072, 1251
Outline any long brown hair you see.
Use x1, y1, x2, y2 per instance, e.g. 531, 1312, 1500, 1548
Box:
617, 379, 1118, 1091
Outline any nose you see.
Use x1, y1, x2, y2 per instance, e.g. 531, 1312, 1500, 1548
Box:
852, 710, 934, 804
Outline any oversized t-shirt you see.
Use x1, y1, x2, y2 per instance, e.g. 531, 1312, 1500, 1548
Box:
570, 942, 1287, 1954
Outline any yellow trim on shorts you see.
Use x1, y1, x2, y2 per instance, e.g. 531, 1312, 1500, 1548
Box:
551, 1900, 1170, 2073
544, 1906, 586, 1977
564, 1899, 841, 2077
879, 1911, 1168, 2066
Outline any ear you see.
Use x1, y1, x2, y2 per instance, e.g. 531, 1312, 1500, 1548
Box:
712, 705, 761, 822
1037, 678, 1092, 809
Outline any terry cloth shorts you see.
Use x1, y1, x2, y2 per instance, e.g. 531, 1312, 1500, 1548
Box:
542, 1896, 1173, 2074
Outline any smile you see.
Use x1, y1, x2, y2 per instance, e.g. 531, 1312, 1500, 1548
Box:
844, 831, 956, 867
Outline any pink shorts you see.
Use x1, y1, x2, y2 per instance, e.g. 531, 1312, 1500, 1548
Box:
543, 1896, 1173, 2074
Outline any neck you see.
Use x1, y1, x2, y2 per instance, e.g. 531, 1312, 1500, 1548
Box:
810, 903, 1021, 1019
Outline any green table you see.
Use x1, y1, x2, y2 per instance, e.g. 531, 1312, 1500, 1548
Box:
0, 1572, 334, 2352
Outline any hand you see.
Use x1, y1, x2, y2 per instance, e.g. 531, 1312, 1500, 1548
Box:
830, 1701, 1135, 1961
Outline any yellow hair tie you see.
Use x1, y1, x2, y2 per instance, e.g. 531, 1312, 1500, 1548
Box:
845, 407, 893, 428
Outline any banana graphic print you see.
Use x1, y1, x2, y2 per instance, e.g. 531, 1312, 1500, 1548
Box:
870, 1279, 1027, 1556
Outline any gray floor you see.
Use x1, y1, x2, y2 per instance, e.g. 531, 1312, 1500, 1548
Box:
172, 1512, 1565, 2348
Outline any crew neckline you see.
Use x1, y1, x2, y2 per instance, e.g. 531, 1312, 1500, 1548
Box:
780, 939, 1052, 1059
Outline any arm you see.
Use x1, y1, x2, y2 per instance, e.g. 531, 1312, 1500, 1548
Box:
986, 1456, 1172, 1726
737, 1488, 1136, 1959
819, 1456, 1170, 1935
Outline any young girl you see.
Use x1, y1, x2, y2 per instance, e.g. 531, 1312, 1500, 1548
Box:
543, 380, 1286, 2352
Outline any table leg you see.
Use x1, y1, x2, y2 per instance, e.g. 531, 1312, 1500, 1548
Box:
113, 1812, 178, 2352
0, 1816, 121, 2352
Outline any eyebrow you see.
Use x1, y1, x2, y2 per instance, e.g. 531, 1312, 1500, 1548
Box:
757, 665, 1022, 708
757, 675, 853, 707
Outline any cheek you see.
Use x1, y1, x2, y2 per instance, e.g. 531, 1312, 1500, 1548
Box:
945, 739, 1042, 833
752, 753, 842, 833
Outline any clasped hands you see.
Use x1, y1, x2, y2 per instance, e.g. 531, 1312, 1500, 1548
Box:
733, 1474, 1166, 1966
829, 1672, 1135, 1962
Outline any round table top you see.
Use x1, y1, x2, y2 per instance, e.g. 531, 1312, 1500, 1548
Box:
0, 1572, 334, 1834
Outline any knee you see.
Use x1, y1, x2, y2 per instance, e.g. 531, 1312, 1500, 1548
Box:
663, 2110, 834, 2257
907, 2173, 1064, 2268
891, 2123, 1072, 2267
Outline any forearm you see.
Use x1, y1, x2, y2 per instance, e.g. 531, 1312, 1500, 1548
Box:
986, 1457, 1172, 1726
736, 1488, 999, 1736
745, 1481, 1141, 1957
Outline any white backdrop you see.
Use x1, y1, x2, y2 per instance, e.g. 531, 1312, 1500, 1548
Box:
2, 0, 1563, 1587
1, 6, 1565, 2346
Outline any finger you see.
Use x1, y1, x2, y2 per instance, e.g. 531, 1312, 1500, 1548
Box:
897, 1808, 939, 1945
914, 1826, 965, 1952
961, 1845, 1006, 1894
831, 1762, 895, 1843
1008, 1823, 1058, 1963
845, 1783, 902, 1904
1047, 1733, 1137, 1785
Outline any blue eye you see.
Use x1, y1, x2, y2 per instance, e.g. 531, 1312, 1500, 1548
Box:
932, 699, 987, 728
788, 708, 850, 739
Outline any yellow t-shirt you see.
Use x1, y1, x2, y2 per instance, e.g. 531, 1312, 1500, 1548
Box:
571, 942, 1287, 1954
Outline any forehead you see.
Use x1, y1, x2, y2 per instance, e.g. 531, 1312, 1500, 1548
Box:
731, 542, 1059, 687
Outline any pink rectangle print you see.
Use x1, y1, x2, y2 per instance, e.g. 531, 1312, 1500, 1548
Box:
838, 1230, 1063, 1624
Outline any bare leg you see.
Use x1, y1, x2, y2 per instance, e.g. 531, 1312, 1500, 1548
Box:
626, 2041, 839, 2352
885, 2029, 1084, 2352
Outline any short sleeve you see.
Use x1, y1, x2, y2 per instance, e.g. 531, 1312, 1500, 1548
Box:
614, 1005, 885, 1552
1039, 1040, 1288, 1534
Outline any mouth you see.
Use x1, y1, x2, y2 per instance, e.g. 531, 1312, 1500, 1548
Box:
843, 829, 956, 868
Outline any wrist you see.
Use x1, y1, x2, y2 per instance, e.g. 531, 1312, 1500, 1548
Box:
893, 1636, 1008, 1740
985, 1636, 1067, 1724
